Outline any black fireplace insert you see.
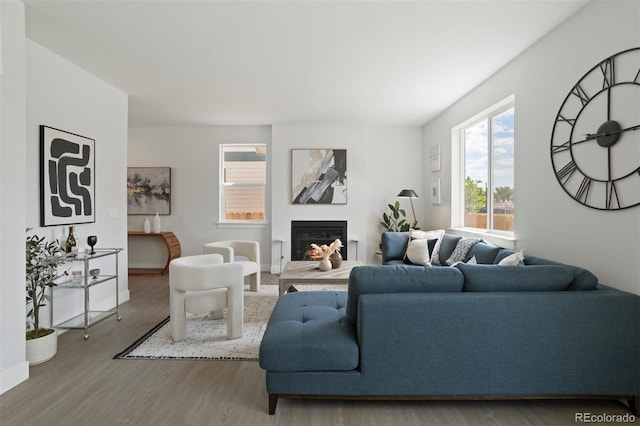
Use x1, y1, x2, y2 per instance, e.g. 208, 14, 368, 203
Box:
291, 220, 347, 261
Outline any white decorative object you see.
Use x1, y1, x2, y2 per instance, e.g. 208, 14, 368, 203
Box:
318, 258, 332, 271
26, 331, 57, 366
153, 213, 161, 233
310, 239, 343, 272
144, 217, 151, 233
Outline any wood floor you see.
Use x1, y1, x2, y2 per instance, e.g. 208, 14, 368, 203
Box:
1, 274, 634, 426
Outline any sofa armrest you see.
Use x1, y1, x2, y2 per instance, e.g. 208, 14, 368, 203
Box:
356, 289, 639, 396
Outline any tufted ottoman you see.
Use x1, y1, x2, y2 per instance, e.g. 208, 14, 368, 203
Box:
259, 291, 358, 372
258, 291, 359, 413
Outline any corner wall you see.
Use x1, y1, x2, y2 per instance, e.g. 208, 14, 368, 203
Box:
422, 0, 640, 294
25, 40, 129, 333
1, 0, 28, 393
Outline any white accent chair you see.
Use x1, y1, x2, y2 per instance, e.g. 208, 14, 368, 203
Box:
169, 254, 244, 342
202, 241, 260, 292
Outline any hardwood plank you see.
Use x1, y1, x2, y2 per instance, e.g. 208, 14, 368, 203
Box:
0, 273, 634, 425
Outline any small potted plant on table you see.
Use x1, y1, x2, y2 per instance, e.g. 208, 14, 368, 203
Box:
26, 228, 66, 365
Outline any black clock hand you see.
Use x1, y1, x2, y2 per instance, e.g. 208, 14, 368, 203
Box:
585, 124, 640, 139
572, 124, 640, 146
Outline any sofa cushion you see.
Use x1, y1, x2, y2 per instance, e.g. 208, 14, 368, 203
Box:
524, 256, 599, 290
498, 249, 525, 265
466, 242, 502, 264
405, 238, 432, 266
381, 232, 409, 264
259, 291, 359, 372
446, 238, 483, 265
494, 248, 515, 264
432, 234, 462, 265
455, 263, 574, 292
346, 265, 463, 324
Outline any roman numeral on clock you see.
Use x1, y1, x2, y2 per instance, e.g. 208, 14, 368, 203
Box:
600, 58, 615, 89
575, 176, 592, 203
556, 114, 576, 127
571, 83, 590, 106
606, 181, 620, 210
557, 160, 577, 184
552, 140, 571, 153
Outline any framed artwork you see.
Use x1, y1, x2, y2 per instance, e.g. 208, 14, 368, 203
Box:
127, 167, 171, 215
291, 149, 347, 204
40, 126, 95, 226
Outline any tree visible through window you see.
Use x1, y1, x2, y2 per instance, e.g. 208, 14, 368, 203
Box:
462, 106, 514, 232
220, 144, 266, 222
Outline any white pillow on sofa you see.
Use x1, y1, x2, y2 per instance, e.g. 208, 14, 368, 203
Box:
403, 229, 444, 266
498, 249, 525, 266
405, 238, 432, 266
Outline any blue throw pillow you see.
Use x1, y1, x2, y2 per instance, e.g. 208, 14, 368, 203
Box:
466, 242, 501, 264
455, 263, 574, 292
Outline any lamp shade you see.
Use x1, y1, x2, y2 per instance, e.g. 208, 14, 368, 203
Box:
397, 189, 419, 198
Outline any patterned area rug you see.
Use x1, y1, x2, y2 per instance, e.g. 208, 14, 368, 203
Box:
114, 284, 346, 361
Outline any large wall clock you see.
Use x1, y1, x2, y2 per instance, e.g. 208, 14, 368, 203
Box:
550, 47, 640, 210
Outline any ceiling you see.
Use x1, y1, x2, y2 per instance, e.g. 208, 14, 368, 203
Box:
24, 0, 589, 127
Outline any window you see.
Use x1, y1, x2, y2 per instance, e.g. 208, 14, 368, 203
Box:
220, 144, 266, 222
456, 98, 515, 233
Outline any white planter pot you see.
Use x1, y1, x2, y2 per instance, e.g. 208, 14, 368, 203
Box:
26, 330, 57, 366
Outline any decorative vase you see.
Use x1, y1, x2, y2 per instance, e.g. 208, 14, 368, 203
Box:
26, 330, 57, 366
144, 217, 151, 233
153, 213, 161, 233
318, 258, 332, 271
330, 251, 343, 269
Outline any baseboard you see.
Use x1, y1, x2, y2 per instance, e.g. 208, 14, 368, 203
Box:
0, 361, 29, 394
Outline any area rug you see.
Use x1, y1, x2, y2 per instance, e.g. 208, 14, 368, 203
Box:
114, 284, 345, 361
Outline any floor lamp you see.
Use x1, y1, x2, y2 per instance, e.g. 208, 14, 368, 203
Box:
397, 189, 419, 228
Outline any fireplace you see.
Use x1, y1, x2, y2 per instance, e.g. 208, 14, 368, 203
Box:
291, 220, 347, 261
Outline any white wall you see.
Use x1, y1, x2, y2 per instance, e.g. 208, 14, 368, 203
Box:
1, 0, 29, 393
271, 123, 423, 269
127, 126, 272, 268
422, 0, 640, 294
25, 40, 129, 328
128, 124, 421, 271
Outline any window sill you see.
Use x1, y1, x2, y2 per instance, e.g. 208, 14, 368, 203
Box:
217, 221, 268, 229
449, 227, 516, 250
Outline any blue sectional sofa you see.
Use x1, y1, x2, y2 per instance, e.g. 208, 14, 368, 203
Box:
258, 233, 639, 414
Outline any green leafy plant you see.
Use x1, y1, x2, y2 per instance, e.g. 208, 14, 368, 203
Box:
380, 201, 412, 232
26, 228, 66, 340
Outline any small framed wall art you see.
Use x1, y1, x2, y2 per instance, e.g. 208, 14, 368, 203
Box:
291, 149, 347, 204
40, 126, 95, 226
127, 167, 171, 215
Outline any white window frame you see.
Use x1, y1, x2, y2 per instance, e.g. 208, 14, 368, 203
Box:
451, 95, 516, 246
218, 144, 267, 227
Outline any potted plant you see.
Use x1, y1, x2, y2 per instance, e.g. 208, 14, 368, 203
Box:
25, 228, 66, 365
380, 201, 413, 232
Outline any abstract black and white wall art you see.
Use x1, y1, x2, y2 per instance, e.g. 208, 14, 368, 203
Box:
127, 167, 171, 215
40, 126, 95, 226
291, 149, 347, 204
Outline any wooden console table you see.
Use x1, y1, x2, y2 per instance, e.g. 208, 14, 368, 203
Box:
127, 231, 181, 276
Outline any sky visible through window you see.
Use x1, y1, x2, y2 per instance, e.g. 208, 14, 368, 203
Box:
465, 107, 514, 190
